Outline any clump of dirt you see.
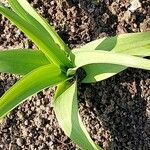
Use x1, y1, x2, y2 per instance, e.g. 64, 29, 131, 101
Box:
0, 0, 150, 149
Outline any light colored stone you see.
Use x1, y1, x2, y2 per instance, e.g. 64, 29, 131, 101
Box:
128, 0, 141, 12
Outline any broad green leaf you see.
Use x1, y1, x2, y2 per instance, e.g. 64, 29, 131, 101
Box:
72, 32, 150, 83
72, 50, 150, 69
73, 32, 150, 55
82, 64, 126, 83
71, 50, 150, 75
0, 64, 67, 119
53, 81, 102, 150
8, 0, 70, 54
54, 81, 72, 99
0, 49, 49, 75
0, 4, 72, 68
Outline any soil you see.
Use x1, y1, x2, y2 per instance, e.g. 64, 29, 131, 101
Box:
0, 0, 150, 150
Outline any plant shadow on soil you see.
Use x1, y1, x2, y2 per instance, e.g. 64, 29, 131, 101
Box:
74, 0, 150, 149
0, 0, 150, 149
78, 68, 150, 149
73, 22, 150, 149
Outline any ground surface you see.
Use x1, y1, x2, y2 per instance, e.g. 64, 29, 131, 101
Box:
0, 0, 150, 150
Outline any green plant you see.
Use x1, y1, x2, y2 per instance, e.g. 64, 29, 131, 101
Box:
0, 0, 150, 149
92, 0, 100, 5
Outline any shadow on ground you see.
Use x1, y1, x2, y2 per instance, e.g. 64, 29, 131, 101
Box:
79, 68, 150, 149
0, 0, 150, 149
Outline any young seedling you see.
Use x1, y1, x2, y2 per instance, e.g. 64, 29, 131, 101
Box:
0, 0, 150, 149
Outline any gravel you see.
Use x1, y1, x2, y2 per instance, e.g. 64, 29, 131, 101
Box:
0, 0, 150, 149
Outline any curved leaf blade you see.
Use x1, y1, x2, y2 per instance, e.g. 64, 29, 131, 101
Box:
9, 0, 70, 54
53, 81, 102, 150
72, 32, 150, 55
71, 50, 150, 74
72, 32, 150, 83
72, 51, 150, 69
8, 0, 70, 54
0, 64, 67, 119
0, 4, 72, 68
0, 49, 49, 75
82, 64, 126, 83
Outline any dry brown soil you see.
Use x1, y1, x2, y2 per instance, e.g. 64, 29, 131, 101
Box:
0, 0, 150, 150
